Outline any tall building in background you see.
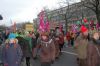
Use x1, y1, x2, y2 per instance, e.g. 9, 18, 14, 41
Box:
34, 1, 96, 30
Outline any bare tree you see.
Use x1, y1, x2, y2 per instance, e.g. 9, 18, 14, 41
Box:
82, 0, 100, 24
58, 0, 78, 32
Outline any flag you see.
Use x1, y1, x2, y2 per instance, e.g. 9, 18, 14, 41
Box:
72, 24, 78, 30
45, 20, 50, 32
13, 22, 16, 32
33, 23, 37, 33
39, 11, 45, 32
90, 20, 94, 28
96, 22, 100, 30
59, 24, 63, 32
71, 24, 78, 33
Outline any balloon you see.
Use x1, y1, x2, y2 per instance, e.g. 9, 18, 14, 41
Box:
83, 18, 88, 23
76, 21, 81, 25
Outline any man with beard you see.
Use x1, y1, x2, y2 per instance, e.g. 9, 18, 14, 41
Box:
74, 25, 89, 66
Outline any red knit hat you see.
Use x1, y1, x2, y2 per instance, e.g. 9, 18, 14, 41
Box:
81, 25, 88, 33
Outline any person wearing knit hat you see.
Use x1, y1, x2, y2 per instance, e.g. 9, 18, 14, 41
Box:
86, 32, 100, 66
81, 25, 88, 33
3, 32, 22, 66
8, 33, 16, 39
37, 31, 55, 66
81, 25, 89, 38
74, 25, 89, 66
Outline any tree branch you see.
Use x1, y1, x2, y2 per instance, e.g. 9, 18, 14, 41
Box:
86, 1, 96, 7
82, 1, 96, 12
84, 5, 96, 11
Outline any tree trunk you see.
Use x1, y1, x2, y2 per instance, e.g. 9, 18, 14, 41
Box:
64, 14, 68, 32
96, 13, 100, 24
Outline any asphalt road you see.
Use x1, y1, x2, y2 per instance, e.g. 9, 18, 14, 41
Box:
21, 47, 78, 66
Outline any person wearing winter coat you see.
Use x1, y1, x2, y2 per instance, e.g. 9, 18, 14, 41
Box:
37, 32, 55, 66
54, 34, 60, 59
66, 32, 71, 46
74, 26, 89, 66
22, 39, 32, 66
0, 38, 3, 66
28, 31, 37, 59
59, 32, 64, 53
70, 32, 75, 47
2, 33, 23, 66
87, 32, 100, 66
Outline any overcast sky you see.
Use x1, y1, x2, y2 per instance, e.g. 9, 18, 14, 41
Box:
0, 0, 80, 26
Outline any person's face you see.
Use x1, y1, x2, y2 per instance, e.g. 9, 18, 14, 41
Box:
30, 32, 32, 34
93, 33, 99, 40
42, 35, 47, 40
83, 30, 88, 36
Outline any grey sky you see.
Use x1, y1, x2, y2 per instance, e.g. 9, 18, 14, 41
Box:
0, 0, 80, 26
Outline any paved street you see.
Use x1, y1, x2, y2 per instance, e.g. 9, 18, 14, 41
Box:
21, 47, 78, 66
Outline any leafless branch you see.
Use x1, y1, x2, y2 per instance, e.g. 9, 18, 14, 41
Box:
82, 1, 96, 12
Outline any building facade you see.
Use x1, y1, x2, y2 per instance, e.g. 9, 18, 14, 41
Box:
34, 1, 97, 30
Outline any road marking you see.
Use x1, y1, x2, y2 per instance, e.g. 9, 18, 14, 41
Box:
65, 46, 74, 48
61, 51, 78, 56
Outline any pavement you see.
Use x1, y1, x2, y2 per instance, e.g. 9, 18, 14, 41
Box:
21, 46, 78, 66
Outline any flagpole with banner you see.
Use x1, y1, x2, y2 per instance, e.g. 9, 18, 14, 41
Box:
39, 10, 45, 32
13, 21, 16, 33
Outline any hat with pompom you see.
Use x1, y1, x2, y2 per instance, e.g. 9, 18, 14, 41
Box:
8, 33, 16, 39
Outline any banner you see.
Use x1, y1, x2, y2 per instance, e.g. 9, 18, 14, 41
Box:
39, 11, 45, 32
13, 22, 16, 32
45, 20, 50, 32
25, 24, 33, 31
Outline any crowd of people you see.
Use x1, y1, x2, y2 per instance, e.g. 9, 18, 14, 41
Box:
0, 25, 99, 66
0, 27, 65, 66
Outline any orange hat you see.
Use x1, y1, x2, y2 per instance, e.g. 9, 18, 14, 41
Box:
81, 25, 88, 33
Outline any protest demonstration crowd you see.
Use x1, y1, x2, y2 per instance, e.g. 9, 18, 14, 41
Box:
0, 7, 100, 66
0, 24, 99, 66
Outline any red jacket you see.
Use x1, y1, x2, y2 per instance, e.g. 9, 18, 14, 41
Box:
59, 35, 64, 44
66, 33, 70, 41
